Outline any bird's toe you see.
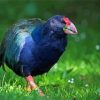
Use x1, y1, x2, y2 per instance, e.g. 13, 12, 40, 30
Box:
38, 89, 45, 96
25, 85, 32, 92
31, 86, 45, 96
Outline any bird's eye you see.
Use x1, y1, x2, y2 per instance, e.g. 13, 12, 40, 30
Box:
63, 26, 67, 30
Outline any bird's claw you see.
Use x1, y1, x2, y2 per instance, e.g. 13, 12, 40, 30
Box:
32, 86, 45, 96
25, 85, 45, 96
37, 88, 45, 96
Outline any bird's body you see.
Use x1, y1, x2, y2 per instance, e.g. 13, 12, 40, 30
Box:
0, 17, 67, 77
0, 15, 77, 96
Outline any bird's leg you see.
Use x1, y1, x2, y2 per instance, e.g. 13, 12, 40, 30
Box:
25, 75, 44, 96
25, 75, 37, 91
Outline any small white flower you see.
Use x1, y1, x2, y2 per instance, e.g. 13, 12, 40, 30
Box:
71, 78, 74, 81
68, 80, 71, 83
96, 45, 100, 50
68, 78, 74, 84
70, 80, 74, 84
85, 84, 89, 87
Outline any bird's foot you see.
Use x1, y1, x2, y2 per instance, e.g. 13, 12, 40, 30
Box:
33, 86, 45, 96
25, 75, 45, 96
25, 85, 45, 96
25, 85, 31, 92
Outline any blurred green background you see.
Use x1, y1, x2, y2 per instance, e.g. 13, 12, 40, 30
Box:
0, 0, 99, 64
0, 0, 100, 40
0, 0, 100, 100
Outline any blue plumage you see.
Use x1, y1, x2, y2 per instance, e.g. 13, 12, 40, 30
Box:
0, 15, 67, 77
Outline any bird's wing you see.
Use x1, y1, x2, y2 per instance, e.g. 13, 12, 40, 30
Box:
1, 18, 44, 64
4, 18, 44, 45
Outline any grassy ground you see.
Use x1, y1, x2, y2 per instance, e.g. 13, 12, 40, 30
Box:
0, 26, 100, 100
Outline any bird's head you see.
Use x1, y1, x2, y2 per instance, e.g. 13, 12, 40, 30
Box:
46, 15, 78, 35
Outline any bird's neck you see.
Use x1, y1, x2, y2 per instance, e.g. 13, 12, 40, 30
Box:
42, 23, 67, 40
31, 24, 44, 42
31, 23, 67, 42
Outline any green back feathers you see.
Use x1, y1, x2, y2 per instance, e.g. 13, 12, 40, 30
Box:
1, 18, 44, 66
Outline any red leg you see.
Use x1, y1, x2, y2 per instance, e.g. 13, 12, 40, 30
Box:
25, 75, 44, 96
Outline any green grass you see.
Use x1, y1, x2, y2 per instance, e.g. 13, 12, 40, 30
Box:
0, 26, 100, 100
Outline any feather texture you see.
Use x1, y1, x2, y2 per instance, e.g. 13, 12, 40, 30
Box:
0, 16, 67, 77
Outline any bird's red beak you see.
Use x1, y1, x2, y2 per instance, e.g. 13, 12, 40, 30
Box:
63, 22, 78, 34
63, 17, 78, 34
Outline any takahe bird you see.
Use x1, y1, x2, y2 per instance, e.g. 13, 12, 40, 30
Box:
0, 15, 77, 96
